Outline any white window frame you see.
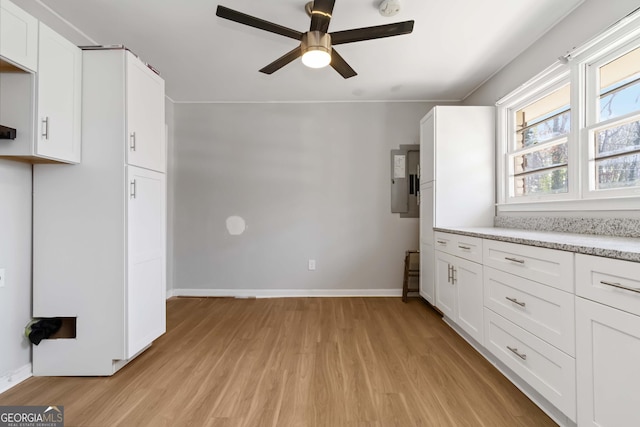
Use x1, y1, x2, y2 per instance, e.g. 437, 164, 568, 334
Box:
496, 8, 640, 212
581, 38, 640, 200
496, 64, 574, 205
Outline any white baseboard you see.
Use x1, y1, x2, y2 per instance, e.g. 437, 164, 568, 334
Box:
172, 288, 402, 298
166, 288, 175, 299
0, 363, 32, 395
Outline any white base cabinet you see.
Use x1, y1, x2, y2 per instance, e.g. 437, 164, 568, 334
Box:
575, 254, 640, 427
435, 246, 484, 344
576, 297, 640, 427
485, 308, 576, 419
32, 48, 166, 375
434, 231, 640, 425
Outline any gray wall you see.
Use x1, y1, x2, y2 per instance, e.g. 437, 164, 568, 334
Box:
173, 102, 433, 293
0, 161, 32, 382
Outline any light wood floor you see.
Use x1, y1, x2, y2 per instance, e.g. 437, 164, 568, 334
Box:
0, 297, 556, 426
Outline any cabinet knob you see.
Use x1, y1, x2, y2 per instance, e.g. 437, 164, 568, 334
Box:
130, 132, 136, 151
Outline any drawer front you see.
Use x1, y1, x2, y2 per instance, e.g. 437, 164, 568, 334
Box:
483, 240, 574, 292
434, 232, 482, 263
434, 231, 456, 255
576, 254, 640, 317
453, 235, 483, 264
484, 267, 575, 356
484, 309, 576, 421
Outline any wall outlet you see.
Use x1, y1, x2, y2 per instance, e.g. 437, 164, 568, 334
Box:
0, 269, 5, 288
308, 259, 316, 271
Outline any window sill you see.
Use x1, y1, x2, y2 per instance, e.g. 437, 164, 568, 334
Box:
497, 195, 640, 212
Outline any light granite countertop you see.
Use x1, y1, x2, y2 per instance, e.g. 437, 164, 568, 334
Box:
434, 226, 640, 263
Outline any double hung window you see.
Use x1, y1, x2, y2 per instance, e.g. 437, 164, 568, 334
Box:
585, 45, 640, 194
498, 11, 640, 209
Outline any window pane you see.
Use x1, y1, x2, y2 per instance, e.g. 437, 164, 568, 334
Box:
515, 84, 570, 149
514, 143, 568, 174
600, 78, 640, 121
596, 154, 640, 189
514, 167, 568, 196
596, 118, 640, 157
516, 111, 570, 148
600, 46, 640, 121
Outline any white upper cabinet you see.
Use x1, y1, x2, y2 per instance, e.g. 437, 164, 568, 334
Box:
36, 22, 81, 163
0, 0, 38, 71
0, 3, 81, 164
126, 52, 165, 172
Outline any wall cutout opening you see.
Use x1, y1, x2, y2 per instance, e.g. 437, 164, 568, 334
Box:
26, 317, 77, 345
226, 216, 247, 235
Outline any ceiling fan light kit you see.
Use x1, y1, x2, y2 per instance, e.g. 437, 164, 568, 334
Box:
301, 31, 332, 68
215, 0, 414, 79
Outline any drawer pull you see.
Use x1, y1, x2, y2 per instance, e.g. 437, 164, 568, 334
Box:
507, 346, 527, 360
505, 256, 525, 264
437, 240, 447, 245
600, 280, 640, 294
505, 297, 526, 307
458, 245, 471, 250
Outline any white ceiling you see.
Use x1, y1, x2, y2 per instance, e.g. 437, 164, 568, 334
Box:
21, 0, 584, 102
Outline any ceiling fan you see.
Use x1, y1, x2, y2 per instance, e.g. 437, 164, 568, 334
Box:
216, 0, 415, 79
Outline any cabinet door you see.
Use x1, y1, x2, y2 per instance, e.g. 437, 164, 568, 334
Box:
419, 243, 435, 305
126, 52, 165, 172
576, 297, 640, 427
36, 23, 81, 163
126, 166, 166, 358
0, 0, 38, 71
455, 257, 483, 344
419, 111, 435, 182
419, 182, 434, 245
435, 251, 455, 319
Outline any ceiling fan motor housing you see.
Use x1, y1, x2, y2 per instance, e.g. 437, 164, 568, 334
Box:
301, 31, 332, 56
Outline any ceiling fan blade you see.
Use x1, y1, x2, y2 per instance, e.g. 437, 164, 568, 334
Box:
259, 47, 302, 75
330, 49, 357, 79
331, 20, 414, 45
310, 0, 336, 33
216, 5, 303, 41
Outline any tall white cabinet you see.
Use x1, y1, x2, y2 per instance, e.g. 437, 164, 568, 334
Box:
419, 106, 495, 306
33, 49, 166, 375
